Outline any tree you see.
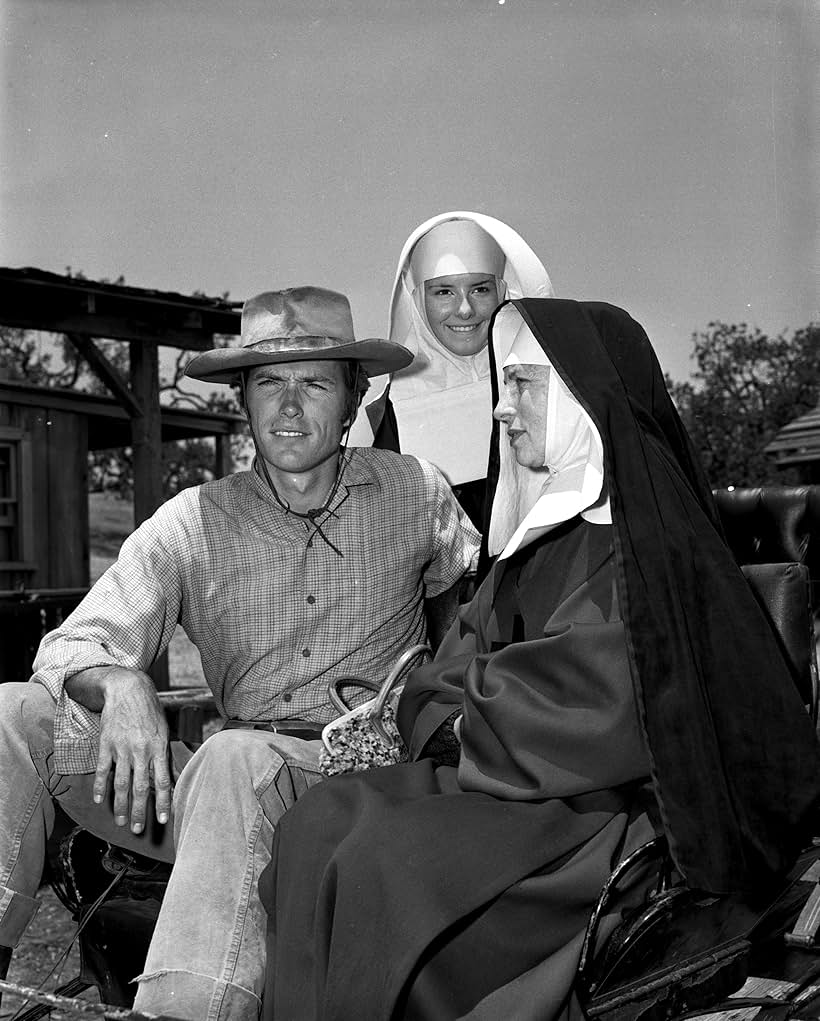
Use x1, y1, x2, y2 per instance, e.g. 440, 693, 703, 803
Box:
0, 325, 85, 388
668, 322, 820, 487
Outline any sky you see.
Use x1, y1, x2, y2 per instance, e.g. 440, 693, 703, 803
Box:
1, 0, 817, 383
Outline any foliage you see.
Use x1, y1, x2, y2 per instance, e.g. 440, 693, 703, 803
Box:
668, 321, 819, 487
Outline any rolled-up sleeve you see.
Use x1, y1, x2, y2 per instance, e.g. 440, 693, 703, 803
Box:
416, 460, 480, 598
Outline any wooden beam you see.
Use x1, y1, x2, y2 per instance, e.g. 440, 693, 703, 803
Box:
66, 333, 141, 417
0, 309, 218, 350
129, 340, 163, 526
0, 273, 240, 350
129, 338, 169, 691
0, 380, 243, 436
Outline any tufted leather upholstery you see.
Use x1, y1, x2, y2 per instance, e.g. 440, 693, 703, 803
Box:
741, 562, 815, 713
713, 486, 820, 719
713, 486, 820, 608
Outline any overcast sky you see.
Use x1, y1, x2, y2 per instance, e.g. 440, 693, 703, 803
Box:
1, 0, 817, 381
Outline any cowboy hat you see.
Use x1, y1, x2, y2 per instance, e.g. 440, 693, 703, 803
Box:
185, 286, 413, 383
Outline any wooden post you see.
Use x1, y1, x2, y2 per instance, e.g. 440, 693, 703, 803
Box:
129, 340, 163, 526
129, 339, 169, 689
214, 433, 233, 479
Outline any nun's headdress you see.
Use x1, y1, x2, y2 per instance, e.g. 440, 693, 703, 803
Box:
487, 303, 610, 558
349, 211, 553, 486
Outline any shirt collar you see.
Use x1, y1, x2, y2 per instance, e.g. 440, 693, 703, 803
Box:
248, 447, 378, 509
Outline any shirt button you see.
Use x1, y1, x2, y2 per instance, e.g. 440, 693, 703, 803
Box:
307, 595, 316, 605
302, 648, 310, 658
283, 693, 292, 703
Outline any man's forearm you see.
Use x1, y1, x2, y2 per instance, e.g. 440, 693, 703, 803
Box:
64, 665, 156, 713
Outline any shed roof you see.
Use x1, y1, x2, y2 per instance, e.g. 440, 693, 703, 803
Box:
765, 404, 820, 466
0, 267, 242, 350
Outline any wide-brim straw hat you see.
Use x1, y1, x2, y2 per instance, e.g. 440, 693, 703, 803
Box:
185, 286, 413, 383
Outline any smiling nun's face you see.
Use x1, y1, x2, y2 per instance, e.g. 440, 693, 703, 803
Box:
423, 272, 500, 357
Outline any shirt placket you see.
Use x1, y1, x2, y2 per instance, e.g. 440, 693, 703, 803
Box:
273, 501, 343, 717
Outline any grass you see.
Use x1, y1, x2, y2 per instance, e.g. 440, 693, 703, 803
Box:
88, 492, 135, 558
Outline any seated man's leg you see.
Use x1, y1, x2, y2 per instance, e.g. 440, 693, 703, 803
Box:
133, 728, 323, 1021
0, 683, 57, 952
0, 682, 177, 952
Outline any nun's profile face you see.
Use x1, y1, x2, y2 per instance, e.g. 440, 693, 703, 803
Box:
493, 364, 550, 468
423, 273, 500, 357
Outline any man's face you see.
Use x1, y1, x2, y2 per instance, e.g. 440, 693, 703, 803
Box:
245, 360, 350, 477
423, 273, 500, 357
493, 364, 550, 468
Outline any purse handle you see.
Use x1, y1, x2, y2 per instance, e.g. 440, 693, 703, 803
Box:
328, 676, 382, 716
369, 643, 432, 719
322, 644, 432, 752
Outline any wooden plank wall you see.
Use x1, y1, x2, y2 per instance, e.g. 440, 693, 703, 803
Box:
0, 398, 88, 589
46, 408, 89, 588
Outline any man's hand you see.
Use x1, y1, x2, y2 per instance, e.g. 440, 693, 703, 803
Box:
65, 666, 172, 834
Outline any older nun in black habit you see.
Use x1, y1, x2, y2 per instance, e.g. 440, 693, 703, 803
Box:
260, 298, 820, 1021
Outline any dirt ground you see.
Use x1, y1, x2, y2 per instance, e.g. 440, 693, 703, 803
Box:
2, 885, 98, 1019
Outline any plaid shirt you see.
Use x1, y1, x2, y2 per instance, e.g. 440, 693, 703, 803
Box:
33, 448, 480, 775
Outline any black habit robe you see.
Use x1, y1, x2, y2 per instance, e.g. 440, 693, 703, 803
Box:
260, 300, 820, 1021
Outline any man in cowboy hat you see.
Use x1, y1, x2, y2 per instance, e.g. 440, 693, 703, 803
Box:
0, 286, 479, 1019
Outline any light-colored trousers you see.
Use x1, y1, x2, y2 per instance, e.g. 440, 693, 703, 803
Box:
0, 682, 323, 1020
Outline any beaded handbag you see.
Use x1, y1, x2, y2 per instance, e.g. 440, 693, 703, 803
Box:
319, 644, 431, 777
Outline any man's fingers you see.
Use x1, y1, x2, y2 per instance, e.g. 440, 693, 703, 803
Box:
152, 754, 173, 826
112, 755, 132, 827
129, 758, 152, 834
93, 747, 114, 805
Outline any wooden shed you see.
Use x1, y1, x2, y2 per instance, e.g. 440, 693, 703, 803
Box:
765, 403, 820, 483
0, 268, 244, 685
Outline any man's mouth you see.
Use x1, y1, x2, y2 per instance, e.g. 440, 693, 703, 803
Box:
446, 324, 480, 333
272, 429, 306, 437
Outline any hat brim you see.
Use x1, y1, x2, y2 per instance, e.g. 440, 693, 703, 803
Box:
184, 338, 413, 384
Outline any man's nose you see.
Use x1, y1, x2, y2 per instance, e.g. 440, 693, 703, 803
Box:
457, 292, 473, 318
279, 384, 303, 416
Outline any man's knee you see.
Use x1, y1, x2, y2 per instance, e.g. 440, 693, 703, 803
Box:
0, 682, 56, 762
172, 729, 321, 823
180, 728, 287, 780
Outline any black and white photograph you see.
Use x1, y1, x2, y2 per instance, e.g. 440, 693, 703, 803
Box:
0, 2, 818, 1019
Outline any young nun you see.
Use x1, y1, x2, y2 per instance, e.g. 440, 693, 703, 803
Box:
261, 299, 820, 1021
351, 211, 552, 527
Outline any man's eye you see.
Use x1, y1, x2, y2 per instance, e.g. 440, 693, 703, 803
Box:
432, 288, 453, 297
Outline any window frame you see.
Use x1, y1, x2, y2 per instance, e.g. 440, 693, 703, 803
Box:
0, 426, 35, 573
